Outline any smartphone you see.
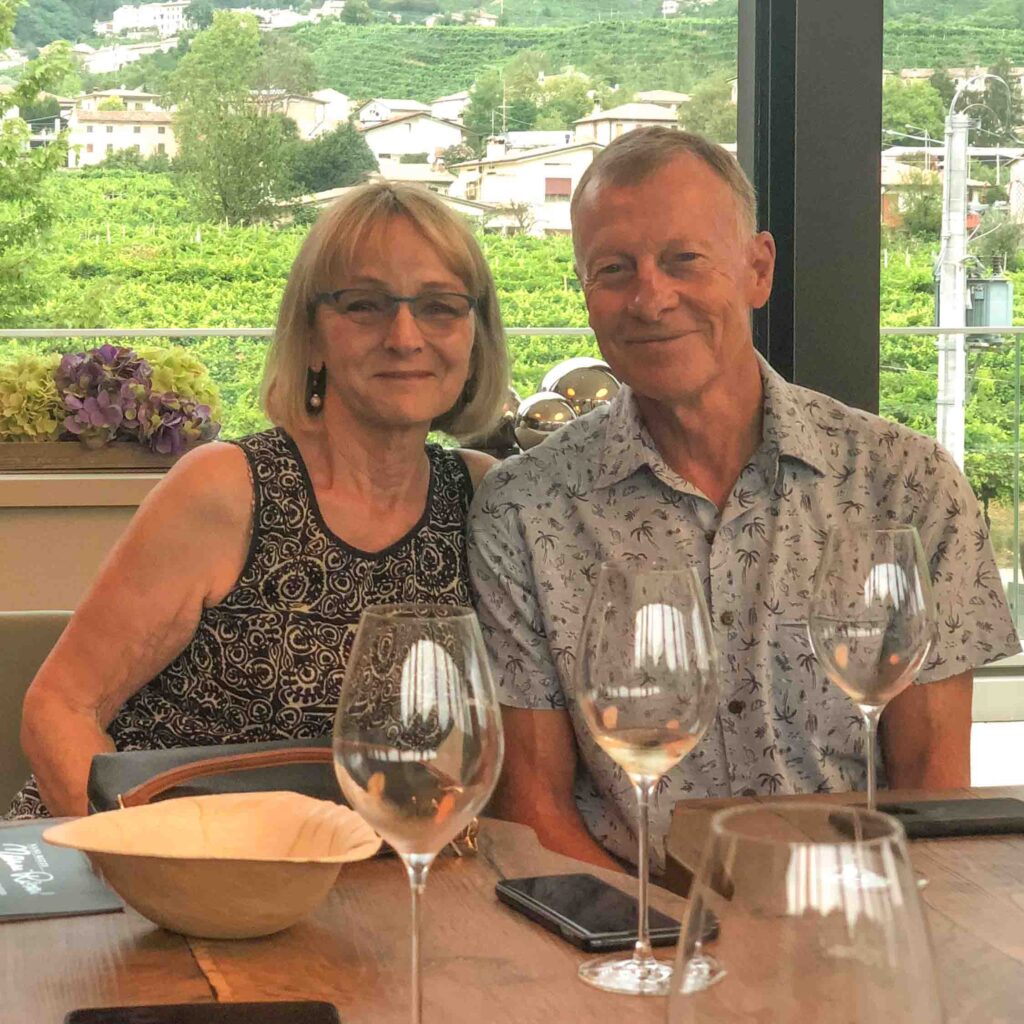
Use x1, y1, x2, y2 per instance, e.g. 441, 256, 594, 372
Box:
495, 872, 684, 952
876, 797, 1024, 839
64, 1003, 341, 1024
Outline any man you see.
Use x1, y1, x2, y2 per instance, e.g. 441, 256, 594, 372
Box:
467, 127, 1020, 871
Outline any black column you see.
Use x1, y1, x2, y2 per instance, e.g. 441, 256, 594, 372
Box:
737, 0, 883, 414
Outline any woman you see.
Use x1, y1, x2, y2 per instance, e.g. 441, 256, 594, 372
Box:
10, 181, 508, 818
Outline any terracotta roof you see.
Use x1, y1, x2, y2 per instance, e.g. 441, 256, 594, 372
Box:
76, 110, 174, 124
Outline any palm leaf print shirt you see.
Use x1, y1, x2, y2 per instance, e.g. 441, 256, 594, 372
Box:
467, 356, 1020, 870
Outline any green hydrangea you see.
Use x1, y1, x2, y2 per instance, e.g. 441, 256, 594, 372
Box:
137, 346, 223, 424
0, 354, 63, 441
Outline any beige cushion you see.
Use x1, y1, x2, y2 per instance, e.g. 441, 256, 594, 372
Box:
0, 611, 71, 809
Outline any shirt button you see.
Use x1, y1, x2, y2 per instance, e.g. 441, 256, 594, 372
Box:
720, 610, 734, 627
704, 531, 715, 545
727, 699, 745, 714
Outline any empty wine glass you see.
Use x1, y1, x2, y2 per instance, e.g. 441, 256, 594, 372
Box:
808, 526, 935, 811
332, 604, 504, 1024
668, 804, 943, 1023
576, 561, 720, 996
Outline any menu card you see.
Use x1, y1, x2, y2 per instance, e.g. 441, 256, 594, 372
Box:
0, 821, 123, 922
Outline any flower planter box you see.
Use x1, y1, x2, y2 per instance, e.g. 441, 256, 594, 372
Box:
0, 441, 186, 473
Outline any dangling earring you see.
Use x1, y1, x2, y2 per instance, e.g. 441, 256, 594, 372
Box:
305, 365, 326, 414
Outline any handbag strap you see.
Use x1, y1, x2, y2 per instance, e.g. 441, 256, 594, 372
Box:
117, 746, 336, 808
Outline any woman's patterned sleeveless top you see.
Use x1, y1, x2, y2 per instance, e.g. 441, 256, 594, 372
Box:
6, 428, 474, 817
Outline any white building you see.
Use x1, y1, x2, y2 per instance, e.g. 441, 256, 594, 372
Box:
311, 88, 352, 125
634, 89, 691, 116
0, 48, 28, 71
67, 108, 176, 167
375, 159, 456, 193
78, 89, 166, 113
102, 2, 191, 38
573, 102, 678, 145
311, 1, 347, 19
356, 98, 431, 126
253, 91, 351, 140
358, 112, 470, 163
661, 0, 680, 15
449, 140, 604, 235
79, 38, 178, 75
505, 130, 575, 152
430, 91, 470, 123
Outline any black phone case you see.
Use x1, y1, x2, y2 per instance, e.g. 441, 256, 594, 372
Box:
876, 797, 1024, 839
64, 1002, 341, 1024
495, 873, 681, 952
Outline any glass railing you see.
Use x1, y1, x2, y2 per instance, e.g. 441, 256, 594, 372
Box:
2, 323, 1022, 641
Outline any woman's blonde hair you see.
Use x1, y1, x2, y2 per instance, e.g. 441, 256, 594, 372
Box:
262, 181, 508, 442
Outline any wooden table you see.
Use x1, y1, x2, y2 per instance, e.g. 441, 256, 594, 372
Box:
2, 819, 685, 1023
665, 785, 1024, 1024
4, 791, 1023, 1023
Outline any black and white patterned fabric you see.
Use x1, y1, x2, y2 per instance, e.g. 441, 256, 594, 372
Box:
7, 428, 474, 818
468, 355, 1021, 870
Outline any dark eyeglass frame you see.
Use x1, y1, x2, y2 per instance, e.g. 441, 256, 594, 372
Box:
307, 288, 478, 326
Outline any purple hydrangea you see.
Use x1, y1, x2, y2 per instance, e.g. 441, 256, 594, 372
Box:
137, 392, 220, 456
55, 345, 219, 455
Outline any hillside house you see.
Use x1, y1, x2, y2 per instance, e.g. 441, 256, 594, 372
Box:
358, 113, 471, 163
356, 99, 431, 126
78, 89, 165, 113
99, 2, 190, 39
67, 108, 176, 167
449, 139, 604, 235
634, 90, 690, 116
253, 91, 347, 140
374, 159, 456, 193
431, 91, 470, 123
573, 102, 678, 145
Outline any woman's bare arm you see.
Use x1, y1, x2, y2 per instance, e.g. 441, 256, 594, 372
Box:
20, 442, 253, 816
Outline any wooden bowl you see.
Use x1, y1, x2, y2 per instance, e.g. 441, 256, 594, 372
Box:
44, 792, 381, 939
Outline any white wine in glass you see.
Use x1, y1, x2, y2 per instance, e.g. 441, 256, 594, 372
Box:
576, 561, 721, 997
808, 526, 935, 811
332, 604, 504, 1024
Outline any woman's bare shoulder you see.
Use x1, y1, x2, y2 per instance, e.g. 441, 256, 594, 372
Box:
454, 447, 498, 491
141, 440, 253, 527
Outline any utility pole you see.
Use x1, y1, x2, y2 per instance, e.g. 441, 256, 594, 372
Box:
936, 111, 971, 468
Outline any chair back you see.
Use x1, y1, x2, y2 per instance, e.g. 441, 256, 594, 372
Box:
0, 610, 72, 810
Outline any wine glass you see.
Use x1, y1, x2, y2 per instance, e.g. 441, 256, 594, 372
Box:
668, 804, 943, 1023
332, 603, 504, 1024
576, 561, 720, 997
808, 526, 935, 811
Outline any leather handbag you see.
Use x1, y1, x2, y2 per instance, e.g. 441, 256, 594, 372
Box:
86, 737, 341, 813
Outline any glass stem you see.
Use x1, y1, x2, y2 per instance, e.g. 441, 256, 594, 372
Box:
633, 776, 655, 968
858, 703, 884, 812
403, 853, 434, 1024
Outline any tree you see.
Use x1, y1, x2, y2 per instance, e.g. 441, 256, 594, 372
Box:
881, 76, 944, 145
186, 0, 215, 30
971, 56, 1024, 145
680, 77, 735, 143
166, 12, 298, 224
1, 0, 72, 320
288, 122, 377, 193
535, 74, 592, 130
898, 170, 942, 236
342, 0, 373, 23
438, 142, 475, 171
252, 32, 318, 97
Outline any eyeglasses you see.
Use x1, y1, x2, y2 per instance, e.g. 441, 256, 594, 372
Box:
308, 288, 477, 329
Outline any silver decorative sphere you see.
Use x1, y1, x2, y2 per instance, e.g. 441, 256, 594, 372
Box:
514, 391, 577, 450
475, 386, 520, 451
541, 357, 621, 416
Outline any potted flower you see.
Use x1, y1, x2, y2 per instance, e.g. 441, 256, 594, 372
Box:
0, 344, 221, 471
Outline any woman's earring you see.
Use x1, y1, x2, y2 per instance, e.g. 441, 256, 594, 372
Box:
305, 365, 326, 414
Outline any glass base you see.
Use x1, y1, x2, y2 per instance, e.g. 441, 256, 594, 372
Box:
577, 953, 673, 996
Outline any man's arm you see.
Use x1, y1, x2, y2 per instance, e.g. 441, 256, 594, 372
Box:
492, 705, 622, 871
880, 671, 973, 789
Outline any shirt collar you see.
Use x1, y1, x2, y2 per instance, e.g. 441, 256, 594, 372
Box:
593, 352, 830, 492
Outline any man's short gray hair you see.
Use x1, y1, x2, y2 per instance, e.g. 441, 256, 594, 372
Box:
570, 126, 758, 238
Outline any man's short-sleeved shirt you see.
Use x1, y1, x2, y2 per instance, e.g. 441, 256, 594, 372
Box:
467, 356, 1020, 869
